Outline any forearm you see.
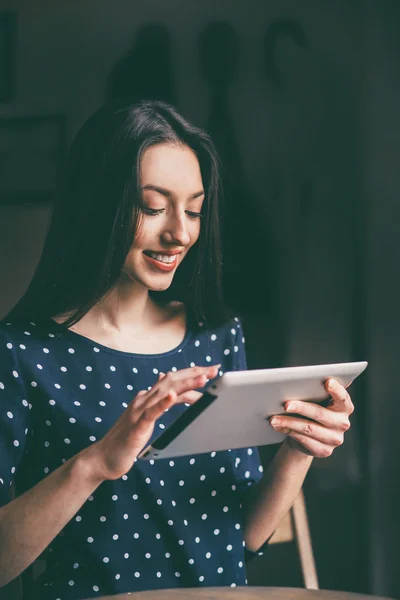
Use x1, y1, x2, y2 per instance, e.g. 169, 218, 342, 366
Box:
243, 439, 313, 552
0, 447, 104, 587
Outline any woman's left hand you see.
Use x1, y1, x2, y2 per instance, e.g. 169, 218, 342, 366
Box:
269, 378, 354, 458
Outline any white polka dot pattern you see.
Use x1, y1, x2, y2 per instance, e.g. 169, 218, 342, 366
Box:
0, 318, 264, 598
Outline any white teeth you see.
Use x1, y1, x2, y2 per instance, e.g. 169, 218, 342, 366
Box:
148, 252, 176, 264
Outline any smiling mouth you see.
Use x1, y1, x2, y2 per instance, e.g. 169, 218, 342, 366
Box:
142, 251, 180, 272
143, 251, 177, 264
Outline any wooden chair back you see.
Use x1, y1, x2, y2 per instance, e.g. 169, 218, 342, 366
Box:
269, 489, 319, 590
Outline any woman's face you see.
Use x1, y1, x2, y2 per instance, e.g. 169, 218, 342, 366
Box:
123, 142, 205, 291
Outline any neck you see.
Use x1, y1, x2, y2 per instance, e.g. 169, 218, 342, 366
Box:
80, 276, 160, 334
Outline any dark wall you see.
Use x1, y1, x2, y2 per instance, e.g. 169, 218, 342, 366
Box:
365, 1, 400, 597
1, 0, 399, 597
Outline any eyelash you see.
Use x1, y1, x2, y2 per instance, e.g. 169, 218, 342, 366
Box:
141, 207, 203, 220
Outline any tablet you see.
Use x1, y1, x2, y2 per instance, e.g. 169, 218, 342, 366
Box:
138, 360, 367, 461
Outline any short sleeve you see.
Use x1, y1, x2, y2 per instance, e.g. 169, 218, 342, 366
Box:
231, 317, 248, 371
230, 318, 264, 493
0, 328, 31, 507
229, 319, 268, 559
234, 319, 276, 562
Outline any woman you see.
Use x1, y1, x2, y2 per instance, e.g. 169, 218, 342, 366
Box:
0, 101, 353, 599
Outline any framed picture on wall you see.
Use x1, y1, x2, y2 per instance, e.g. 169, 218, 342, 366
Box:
0, 11, 16, 103
0, 115, 66, 205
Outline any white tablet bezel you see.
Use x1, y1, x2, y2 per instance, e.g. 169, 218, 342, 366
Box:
138, 361, 367, 461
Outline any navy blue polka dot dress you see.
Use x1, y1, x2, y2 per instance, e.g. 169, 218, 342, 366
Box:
0, 315, 264, 600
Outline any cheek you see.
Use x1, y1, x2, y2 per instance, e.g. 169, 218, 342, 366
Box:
131, 221, 146, 247
128, 219, 154, 251
189, 221, 201, 246
122, 248, 134, 275
122, 234, 144, 270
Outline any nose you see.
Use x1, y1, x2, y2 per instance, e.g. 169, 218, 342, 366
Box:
162, 212, 191, 247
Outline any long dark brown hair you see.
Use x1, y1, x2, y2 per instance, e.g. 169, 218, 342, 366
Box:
5, 100, 231, 328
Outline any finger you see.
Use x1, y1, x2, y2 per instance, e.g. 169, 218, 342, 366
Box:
325, 379, 355, 415
138, 390, 177, 425
156, 371, 196, 400
177, 390, 203, 405
130, 389, 148, 406
285, 431, 335, 458
132, 365, 219, 412
283, 400, 351, 432
160, 390, 203, 415
144, 369, 215, 405
162, 364, 221, 383
270, 416, 344, 447
136, 374, 206, 414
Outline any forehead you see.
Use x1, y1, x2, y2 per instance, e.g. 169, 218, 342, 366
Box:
140, 143, 203, 191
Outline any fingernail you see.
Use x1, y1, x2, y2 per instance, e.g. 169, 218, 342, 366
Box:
286, 403, 295, 412
270, 417, 281, 427
328, 379, 337, 391
277, 427, 290, 434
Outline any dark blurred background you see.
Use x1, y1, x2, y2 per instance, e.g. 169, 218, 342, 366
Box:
0, 0, 399, 598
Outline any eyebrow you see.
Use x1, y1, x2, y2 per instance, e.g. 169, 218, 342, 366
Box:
141, 184, 205, 200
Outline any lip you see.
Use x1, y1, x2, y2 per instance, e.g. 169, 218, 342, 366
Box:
144, 249, 183, 256
143, 252, 179, 273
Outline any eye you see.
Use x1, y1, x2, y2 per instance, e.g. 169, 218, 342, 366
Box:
141, 207, 164, 216
185, 211, 203, 220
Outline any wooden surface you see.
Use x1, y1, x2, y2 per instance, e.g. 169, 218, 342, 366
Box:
91, 586, 394, 600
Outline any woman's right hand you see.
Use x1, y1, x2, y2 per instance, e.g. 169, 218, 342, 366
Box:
81, 365, 219, 482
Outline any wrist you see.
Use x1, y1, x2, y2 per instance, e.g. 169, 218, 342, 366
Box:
73, 444, 107, 488
281, 438, 314, 465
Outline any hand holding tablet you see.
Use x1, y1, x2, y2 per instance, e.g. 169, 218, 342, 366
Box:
139, 361, 367, 461
268, 373, 359, 458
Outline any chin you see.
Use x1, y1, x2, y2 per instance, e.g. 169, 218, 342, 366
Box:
122, 268, 175, 292
146, 276, 174, 292
151, 283, 173, 292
